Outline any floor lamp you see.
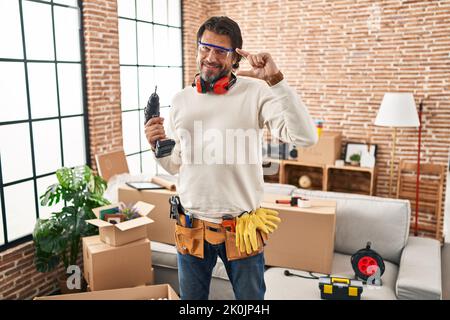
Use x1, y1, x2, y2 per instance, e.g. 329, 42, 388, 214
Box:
374, 93, 420, 198
414, 101, 424, 236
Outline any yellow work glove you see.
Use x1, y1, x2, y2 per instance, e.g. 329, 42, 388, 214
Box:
235, 213, 259, 254
235, 209, 281, 254
254, 208, 281, 234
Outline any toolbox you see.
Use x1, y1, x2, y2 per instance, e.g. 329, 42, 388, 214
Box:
318, 276, 364, 300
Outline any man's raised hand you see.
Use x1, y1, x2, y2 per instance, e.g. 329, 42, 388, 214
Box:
235, 48, 280, 81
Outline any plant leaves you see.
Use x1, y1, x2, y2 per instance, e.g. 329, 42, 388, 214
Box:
32, 165, 110, 273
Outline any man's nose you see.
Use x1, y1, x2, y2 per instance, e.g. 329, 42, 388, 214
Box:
205, 50, 219, 63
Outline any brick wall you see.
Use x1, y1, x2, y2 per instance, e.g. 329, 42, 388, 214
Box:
182, 1, 210, 86
83, 0, 123, 171
182, 0, 450, 239
0, 243, 49, 299
0, 242, 83, 299
0, 0, 121, 300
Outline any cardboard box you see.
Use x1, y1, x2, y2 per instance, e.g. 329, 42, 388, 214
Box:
88, 201, 155, 246
118, 186, 177, 245
82, 235, 154, 291
261, 194, 336, 274
297, 131, 342, 165
95, 149, 129, 182
34, 284, 179, 300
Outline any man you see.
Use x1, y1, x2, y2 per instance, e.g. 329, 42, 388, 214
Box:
145, 16, 317, 300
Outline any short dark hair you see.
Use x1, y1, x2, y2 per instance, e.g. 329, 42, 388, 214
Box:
197, 16, 243, 69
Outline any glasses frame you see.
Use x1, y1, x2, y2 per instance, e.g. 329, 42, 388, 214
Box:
197, 41, 234, 59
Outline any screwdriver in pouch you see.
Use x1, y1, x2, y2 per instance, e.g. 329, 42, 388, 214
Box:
184, 212, 192, 228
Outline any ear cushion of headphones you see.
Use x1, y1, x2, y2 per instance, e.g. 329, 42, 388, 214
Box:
211, 76, 230, 95
193, 74, 206, 94
192, 73, 236, 94
200, 76, 208, 93
195, 78, 203, 93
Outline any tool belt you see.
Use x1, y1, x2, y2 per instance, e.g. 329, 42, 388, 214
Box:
170, 196, 266, 261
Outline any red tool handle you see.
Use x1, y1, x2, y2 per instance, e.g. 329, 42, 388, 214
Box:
222, 220, 235, 233
275, 199, 291, 204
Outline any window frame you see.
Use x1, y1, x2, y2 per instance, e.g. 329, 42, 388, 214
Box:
0, 0, 90, 252
118, 0, 184, 175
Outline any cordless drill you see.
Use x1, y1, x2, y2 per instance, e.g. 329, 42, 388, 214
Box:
144, 86, 175, 158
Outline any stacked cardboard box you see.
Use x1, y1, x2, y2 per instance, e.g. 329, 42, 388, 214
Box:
262, 194, 337, 274
82, 201, 156, 291
34, 284, 179, 300
118, 186, 177, 245
296, 131, 342, 165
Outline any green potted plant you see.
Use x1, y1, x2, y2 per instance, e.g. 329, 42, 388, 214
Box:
33, 165, 110, 293
119, 203, 141, 221
349, 153, 361, 166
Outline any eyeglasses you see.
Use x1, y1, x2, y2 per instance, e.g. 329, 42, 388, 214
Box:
197, 41, 234, 59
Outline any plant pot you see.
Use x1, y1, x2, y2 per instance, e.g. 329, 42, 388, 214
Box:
350, 161, 360, 166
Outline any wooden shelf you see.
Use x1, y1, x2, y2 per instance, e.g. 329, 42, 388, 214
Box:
326, 165, 375, 173
264, 160, 377, 196
263, 158, 281, 184
326, 165, 377, 196
282, 162, 325, 191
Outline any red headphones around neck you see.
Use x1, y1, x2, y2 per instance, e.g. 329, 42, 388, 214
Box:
192, 73, 237, 94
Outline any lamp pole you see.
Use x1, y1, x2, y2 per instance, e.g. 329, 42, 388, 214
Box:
414, 101, 423, 236
389, 127, 397, 198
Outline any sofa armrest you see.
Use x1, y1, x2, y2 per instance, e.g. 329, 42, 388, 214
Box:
395, 236, 442, 300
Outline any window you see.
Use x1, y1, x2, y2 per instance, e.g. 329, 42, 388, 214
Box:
118, 0, 183, 175
0, 0, 88, 250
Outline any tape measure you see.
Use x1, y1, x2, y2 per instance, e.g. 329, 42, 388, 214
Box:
351, 241, 385, 282
318, 276, 363, 300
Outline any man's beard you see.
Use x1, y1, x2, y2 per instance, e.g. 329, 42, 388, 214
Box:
199, 61, 231, 83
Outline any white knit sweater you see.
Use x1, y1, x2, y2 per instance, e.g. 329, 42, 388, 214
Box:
153, 76, 318, 223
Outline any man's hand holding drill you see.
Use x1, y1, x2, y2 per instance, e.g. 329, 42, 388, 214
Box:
145, 117, 167, 150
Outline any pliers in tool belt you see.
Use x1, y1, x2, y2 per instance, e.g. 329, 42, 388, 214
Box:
169, 196, 182, 225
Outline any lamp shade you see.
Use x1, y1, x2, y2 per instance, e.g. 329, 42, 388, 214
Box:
374, 93, 420, 127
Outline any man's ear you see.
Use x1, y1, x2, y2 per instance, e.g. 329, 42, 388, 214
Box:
232, 53, 240, 69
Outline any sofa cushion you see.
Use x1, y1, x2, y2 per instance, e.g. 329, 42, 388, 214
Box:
151, 241, 230, 281
263, 183, 297, 196
292, 189, 410, 265
395, 237, 442, 300
264, 252, 399, 300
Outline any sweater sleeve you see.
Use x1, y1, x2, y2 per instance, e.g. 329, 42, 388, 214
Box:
152, 106, 182, 175
258, 79, 318, 147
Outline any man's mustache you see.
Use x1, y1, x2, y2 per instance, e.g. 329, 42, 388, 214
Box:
202, 61, 222, 68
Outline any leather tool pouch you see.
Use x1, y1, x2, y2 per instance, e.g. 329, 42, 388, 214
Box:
174, 217, 204, 259
204, 221, 226, 245
173, 214, 270, 261
224, 230, 266, 261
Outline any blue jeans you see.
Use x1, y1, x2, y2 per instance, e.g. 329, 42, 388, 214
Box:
177, 240, 266, 300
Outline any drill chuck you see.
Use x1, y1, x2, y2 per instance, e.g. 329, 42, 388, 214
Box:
144, 86, 159, 124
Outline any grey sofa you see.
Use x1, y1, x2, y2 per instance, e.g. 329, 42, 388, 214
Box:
149, 183, 442, 300
264, 184, 442, 300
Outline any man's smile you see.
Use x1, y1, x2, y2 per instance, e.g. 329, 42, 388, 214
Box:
202, 62, 221, 71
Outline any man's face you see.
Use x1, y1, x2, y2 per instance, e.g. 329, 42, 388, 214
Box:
196, 30, 236, 82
